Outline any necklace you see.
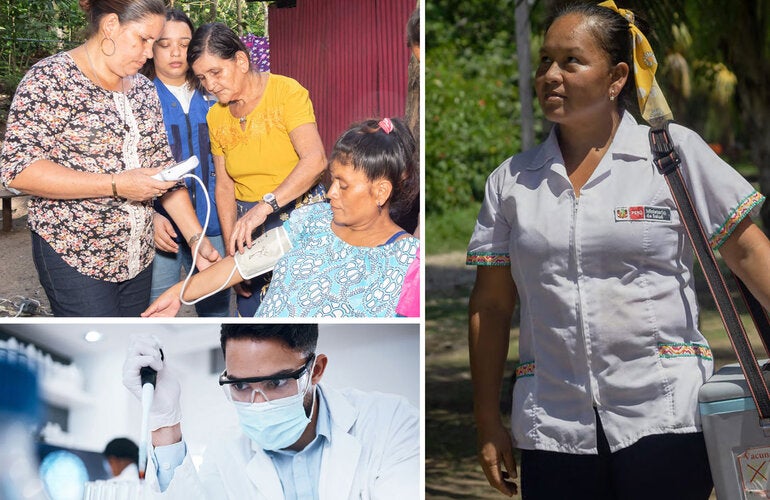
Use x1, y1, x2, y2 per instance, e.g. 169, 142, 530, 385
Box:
84, 44, 106, 89
232, 73, 265, 126
230, 100, 249, 125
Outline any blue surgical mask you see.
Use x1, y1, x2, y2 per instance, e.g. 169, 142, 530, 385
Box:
235, 387, 315, 451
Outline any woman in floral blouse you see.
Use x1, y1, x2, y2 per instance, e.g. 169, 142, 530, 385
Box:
0, 0, 220, 316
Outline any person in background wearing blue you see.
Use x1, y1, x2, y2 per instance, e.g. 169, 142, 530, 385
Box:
141, 8, 230, 316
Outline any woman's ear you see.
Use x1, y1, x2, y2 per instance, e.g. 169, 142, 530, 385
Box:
101, 13, 120, 41
375, 178, 394, 206
236, 51, 251, 73
610, 61, 630, 97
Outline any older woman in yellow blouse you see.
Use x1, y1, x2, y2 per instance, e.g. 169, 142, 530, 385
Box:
188, 22, 327, 316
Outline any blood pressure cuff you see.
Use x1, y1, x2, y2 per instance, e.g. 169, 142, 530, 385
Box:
233, 226, 293, 279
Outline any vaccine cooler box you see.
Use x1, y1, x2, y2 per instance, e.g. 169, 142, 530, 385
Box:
699, 360, 770, 499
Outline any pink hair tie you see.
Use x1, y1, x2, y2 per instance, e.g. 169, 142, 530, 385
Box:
378, 118, 394, 134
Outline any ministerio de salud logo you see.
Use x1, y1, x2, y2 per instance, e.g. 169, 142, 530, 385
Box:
614, 205, 672, 222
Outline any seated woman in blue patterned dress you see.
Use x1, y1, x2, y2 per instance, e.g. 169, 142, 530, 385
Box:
142, 117, 420, 317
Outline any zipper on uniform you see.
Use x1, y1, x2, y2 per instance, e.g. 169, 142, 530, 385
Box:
571, 194, 600, 408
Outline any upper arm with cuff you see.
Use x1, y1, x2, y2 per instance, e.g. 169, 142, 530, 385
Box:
233, 225, 294, 279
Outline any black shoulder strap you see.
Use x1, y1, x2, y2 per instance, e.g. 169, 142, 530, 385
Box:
649, 122, 770, 421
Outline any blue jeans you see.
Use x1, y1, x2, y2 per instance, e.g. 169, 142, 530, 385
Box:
150, 234, 230, 317
32, 231, 153, 317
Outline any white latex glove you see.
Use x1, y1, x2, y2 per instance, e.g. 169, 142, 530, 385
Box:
122, 335, 182, 430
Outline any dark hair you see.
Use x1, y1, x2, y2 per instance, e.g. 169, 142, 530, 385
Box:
140, 8, 196, 85
329, 118, 418, 220
103, 437, 138, 463
545, 2, 651, 114
220, 324, 318, 357
406, 7, 420, 49
79, 0, 166, 38
188, 22, 251, 70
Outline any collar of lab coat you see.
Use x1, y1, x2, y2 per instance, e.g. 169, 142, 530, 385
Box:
245, 384, 362, 500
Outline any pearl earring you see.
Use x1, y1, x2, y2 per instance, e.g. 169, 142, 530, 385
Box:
609, 91, 616, 101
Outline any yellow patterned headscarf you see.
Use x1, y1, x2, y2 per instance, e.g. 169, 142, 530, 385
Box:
598, 0, 673, 126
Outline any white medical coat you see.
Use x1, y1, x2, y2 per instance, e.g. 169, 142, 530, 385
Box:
145, 384, 419, 499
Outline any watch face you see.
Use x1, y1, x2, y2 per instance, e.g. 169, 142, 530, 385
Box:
263, 193, 279, 210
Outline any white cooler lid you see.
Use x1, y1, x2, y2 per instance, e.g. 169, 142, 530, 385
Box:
699, 360, 770, 403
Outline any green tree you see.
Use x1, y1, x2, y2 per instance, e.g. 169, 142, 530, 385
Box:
0, 0, 266, 97
634, 0, 769, 226
0, 0, 84, 92
426, 0, 547, 215
682, 0, 770, 229
179, 0, 266, 36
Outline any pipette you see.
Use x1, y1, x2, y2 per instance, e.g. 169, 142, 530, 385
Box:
137, 349, 163, 480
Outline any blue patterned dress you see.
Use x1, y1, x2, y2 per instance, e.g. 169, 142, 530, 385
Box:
256, 202, 419, 317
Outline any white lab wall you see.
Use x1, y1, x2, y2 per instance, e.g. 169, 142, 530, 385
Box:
317, 324, 419, 405
60, 323, 419, 456
68, 347, 138, 452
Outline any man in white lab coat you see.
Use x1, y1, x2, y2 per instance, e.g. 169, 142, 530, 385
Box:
123, 324, 419, 499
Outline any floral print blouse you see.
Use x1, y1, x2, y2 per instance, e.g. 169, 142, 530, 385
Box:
0, 52, 174, 281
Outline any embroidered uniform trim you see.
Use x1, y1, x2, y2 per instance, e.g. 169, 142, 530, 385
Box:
657, 342, 713, 360
466, 252, 511, 266
515, 361, 535, 378
710, 191, 765, 250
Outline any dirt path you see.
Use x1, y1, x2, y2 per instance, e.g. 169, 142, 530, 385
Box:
426, 252, 506, 499
426, 251, 475, 293
0, 201, 51, 316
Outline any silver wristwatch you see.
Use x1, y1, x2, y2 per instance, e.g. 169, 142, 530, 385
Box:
262, 192, 280, 212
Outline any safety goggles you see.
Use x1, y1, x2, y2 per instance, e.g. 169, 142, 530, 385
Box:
218, 354, 315, 406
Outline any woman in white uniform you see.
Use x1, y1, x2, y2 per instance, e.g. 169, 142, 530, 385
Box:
467, 2, 770, 499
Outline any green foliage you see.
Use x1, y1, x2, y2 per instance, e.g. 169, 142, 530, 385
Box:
181, 0, 267, 36
0, 0, 84, 94
426, 40, 520, 214
426, 0, 546, 215
425, 5, 516, 215
425, 202, 481, 256
0, 0, 266, 97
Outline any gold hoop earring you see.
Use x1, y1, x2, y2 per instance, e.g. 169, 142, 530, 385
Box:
100, 37, 116, 57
